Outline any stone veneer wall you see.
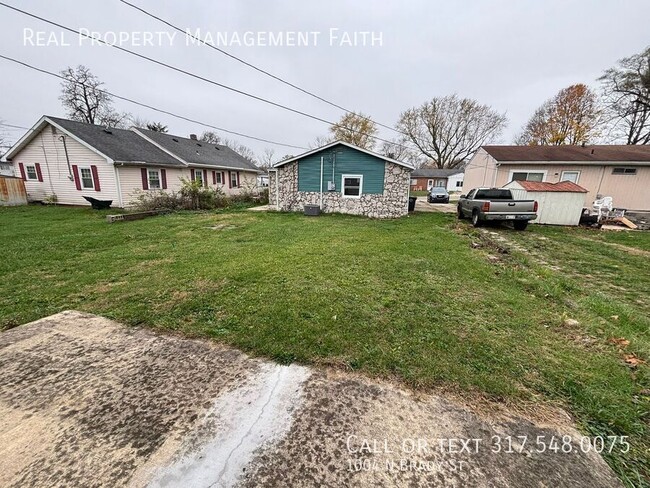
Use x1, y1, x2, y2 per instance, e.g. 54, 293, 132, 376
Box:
269, 161, 411, 218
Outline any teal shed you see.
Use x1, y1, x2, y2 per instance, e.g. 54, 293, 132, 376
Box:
270, 141, 414, 218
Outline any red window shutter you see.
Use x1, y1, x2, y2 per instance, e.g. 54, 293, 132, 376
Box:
190, 168, 195, 181
91, 165, 101, 191
141, 168, 149, 190
236, 171, 240, 187
203, 169, 208, 187
228, 171, 232, 188
222, 172, 225, 185
212, 171, 216, 184
161, 169, 167, 189
35, 163, 43, 182
18, 163, 26, 180
72, 165, 82, 190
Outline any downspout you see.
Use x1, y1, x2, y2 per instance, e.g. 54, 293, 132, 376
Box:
320, 156, 324, 210
58, 135, 73, 180
113, 160, 124, 208
493, 162, 500, 187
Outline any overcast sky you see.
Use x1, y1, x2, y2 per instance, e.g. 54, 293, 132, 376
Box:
1, 0, 649, 159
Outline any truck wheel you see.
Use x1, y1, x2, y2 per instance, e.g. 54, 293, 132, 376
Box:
471, 210, 482, 227
457, 206, 465, 219
513, 221, 528, 231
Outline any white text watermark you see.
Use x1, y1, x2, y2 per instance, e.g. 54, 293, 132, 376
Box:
23, 28, 384, 48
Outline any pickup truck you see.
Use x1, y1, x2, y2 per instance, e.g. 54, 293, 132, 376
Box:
457, 188, 538, 230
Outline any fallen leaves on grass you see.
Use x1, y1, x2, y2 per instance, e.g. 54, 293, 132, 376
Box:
608, 337, 631, 348
562, 318, 580, 327
623, 354, 645, 368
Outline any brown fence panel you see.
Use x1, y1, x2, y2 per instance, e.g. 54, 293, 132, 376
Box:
0, 176, 28, 206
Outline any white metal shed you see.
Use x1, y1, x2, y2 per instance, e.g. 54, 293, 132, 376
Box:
503, 180, 588, 225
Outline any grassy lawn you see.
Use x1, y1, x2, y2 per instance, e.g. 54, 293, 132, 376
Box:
1, 205, 648, 485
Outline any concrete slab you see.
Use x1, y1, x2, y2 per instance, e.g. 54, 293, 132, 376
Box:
247, 205, 271, 212
0, 312, 622, 488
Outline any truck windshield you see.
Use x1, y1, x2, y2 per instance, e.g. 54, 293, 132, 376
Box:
475, 189, 512, 199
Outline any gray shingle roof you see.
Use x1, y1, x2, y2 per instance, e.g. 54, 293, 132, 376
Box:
47, 116, 183, 167
411, 168, 464, 178
137, 129, 261, 172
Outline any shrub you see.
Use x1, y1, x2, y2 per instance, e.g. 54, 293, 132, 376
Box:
131, 179, 230, 211
131, 190, 186, 211
42, 194, 58, 205
179, 178, 226, 210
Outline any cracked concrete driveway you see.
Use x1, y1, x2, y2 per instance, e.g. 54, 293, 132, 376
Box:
0, 312, 621, 487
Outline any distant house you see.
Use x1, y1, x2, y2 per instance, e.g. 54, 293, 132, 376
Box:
463, 145, 650, 211
269, 141, 414, 218
0, 161, 13, 177
257, 172, 269, 188
410, 168, 464, 192
1, 116, 261, 207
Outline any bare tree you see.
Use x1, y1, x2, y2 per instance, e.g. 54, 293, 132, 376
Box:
146, 122, 168, 133
379, 138, 423, 167
308, 135, 334, 149
515, 84, 601, 145
259, 148, 277, 168
199, 131, 221, 144
129, 116, 151, 129
329, 112, 378, 150
59, 65, 129, 128
397, 95, 507, 168
599, 46, 650, 144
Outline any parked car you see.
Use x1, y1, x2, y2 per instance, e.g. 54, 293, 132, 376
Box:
427, 187, 450, 203
457, 188, 538, 230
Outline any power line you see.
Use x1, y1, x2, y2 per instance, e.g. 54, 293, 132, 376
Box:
0, 54, 307, 150
118, 0, 403, 136
0, 2, 410, 150
0, 122, 31, 130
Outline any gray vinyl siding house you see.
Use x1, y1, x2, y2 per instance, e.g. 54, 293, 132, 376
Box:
270, 141, 414, 218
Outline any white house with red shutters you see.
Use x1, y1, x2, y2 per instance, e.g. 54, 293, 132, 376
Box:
1, 115, 261, 207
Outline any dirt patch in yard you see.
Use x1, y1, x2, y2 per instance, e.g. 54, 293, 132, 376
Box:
0, 312, 622, 487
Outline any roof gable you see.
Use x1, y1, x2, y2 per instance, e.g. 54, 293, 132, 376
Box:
2, 116, 184, 166
273, 141, 415, 170
482, 145, 650, 163
48, 117, 184, 166
3, 116, 260, 172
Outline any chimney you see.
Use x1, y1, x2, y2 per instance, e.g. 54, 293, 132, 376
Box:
190, 134, 197, 140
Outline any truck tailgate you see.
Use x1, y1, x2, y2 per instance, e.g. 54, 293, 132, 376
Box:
487, 200, 536, 213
